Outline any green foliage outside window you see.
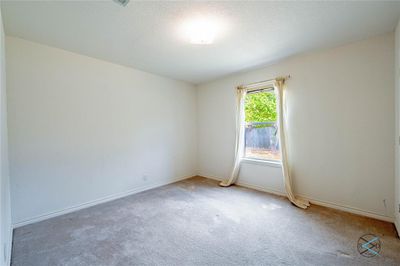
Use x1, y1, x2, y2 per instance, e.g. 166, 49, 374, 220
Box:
244, 91, 277, 123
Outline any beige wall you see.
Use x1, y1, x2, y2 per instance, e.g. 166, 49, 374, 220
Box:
6, 37, 197, 226
197, 33, 395, 221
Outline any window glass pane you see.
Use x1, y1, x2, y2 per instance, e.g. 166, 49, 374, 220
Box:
244, 90, 281, 161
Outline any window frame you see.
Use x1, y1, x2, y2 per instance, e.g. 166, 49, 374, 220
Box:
242, 85, 282, 164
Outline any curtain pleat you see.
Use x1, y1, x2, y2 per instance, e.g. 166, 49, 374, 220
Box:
274, 79, 309, 209
219, 87, 247, 187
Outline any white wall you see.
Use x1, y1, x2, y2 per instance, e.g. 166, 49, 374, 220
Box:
0, 7, 12, 266
4, 28, 397, 233
6, 37, 197, 226
395, 21, 400, 233
197, 33, 395, 221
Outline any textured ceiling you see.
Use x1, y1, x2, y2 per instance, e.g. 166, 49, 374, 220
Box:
2, 1, 400, 84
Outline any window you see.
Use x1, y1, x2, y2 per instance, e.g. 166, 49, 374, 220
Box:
244, 89, 280, 161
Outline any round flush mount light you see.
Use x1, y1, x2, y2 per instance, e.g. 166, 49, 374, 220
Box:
180, 16, 225, 45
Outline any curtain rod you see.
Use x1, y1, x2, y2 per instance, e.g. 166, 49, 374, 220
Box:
243, 75, 291, 88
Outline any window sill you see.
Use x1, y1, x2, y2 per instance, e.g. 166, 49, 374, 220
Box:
241, 158, 282, 168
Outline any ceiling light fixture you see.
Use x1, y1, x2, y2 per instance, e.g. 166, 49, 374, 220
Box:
180, 16, 224, 45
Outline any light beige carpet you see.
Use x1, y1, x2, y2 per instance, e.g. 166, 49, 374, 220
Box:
12, 176, 400, 265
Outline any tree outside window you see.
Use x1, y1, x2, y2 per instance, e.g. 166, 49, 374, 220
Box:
244, 90, 280, 161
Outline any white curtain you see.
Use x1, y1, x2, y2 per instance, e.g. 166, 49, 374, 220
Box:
274, 78, 309, 209
219, 77, 309, 209
219, 87, 247, 187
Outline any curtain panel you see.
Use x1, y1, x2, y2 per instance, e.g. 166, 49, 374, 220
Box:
219, 86, 247, 187
274, 78, 309, 209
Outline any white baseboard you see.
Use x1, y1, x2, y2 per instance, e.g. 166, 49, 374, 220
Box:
200, 174, 223, 182
235, 180, 287, 198
200, 174, 286, 198
13, 174, 396, 229
5, 224, 13, 266
13, 175, 194, 229
298, 195, 394, 223
199, 175, 394, 223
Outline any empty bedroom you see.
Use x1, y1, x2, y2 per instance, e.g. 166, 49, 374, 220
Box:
1, 0, 400, 265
